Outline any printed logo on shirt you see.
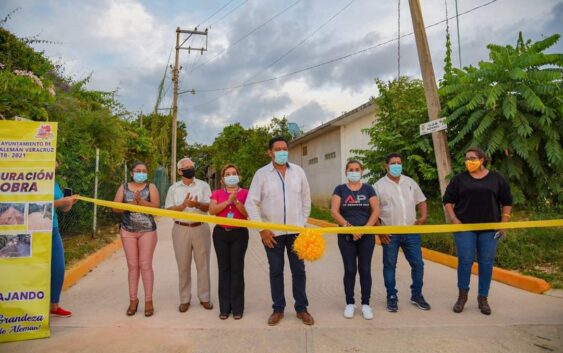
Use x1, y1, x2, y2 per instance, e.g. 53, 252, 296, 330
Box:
344, 194, 366, 204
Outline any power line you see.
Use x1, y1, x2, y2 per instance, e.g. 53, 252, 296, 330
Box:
183, 0, 498, 104
197, 0, 236, 28
180, 0, 238, 84
190, 0, 302, 73
243, 0, 356, 85
209, 0, 249, 28
184, 1, 249, 76
180, 0, 356, 95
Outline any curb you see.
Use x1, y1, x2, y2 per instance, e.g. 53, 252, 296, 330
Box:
308, 217, 551, 294
62, 238, 122, 291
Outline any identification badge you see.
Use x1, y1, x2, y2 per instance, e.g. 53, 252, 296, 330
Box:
227, 212, 234, 219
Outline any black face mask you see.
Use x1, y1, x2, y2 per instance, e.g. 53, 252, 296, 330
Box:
181, 168, 196, 179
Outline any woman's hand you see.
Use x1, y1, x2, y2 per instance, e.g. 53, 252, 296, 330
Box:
495, 229, 507, 239
352, 234, 362, 241
228, 191, 237, 204
133, 191, 142, 205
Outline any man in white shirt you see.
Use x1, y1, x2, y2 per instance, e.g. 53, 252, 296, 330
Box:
165, 157, 213, 313
374, 153, 430, 313
245, 136, 314, 326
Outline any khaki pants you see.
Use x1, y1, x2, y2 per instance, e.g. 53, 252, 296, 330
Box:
172, 223, 211, 304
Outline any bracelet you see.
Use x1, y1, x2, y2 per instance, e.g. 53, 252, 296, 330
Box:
502, 213, 511, 218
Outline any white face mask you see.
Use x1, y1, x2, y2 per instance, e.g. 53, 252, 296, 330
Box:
224, 175, 240, 186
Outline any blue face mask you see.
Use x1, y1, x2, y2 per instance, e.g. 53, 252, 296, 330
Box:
389, 164, 402, 177
274, 150, 289, 165
133, 172, 148, 183
224, 175, 239, 187
347, 171, 362, 182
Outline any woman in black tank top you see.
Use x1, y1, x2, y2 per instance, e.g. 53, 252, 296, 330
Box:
112, 162, 160, 317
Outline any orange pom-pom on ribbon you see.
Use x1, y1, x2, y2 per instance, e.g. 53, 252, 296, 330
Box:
293, 229, 326, 261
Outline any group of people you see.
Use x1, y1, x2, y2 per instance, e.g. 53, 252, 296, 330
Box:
51, 137, 513, 325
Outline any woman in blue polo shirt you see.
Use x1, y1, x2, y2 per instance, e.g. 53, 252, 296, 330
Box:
330, 160, 379, 320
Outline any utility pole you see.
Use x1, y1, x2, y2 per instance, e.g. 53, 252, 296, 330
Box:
408, 0, 452, 199
455, 0, 462, 67
171, 27, 208, 183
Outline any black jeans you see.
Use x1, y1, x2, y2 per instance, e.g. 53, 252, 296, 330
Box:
337, 234, 375, 305
213, 227, 249, 315
264, 233, 308, 313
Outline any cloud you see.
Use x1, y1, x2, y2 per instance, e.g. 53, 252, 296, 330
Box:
3, 0, 562, 144
287, 100, 334, 131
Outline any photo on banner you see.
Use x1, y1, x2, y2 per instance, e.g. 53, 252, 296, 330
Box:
0, 121, 57, 343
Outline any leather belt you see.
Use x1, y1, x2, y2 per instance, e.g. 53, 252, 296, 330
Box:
175, 221, 202, 227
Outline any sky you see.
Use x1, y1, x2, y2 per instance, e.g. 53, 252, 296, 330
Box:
2, 0, 562, 144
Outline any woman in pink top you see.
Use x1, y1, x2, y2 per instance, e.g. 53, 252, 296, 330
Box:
209, 164, 249, 320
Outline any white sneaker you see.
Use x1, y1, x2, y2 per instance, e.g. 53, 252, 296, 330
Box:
343, 304, 356, 319
361, 305, 373, 320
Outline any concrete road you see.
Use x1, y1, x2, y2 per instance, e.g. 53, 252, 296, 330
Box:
3, 218, 562, 353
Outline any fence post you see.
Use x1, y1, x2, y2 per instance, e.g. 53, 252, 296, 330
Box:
92, 147, 99, 239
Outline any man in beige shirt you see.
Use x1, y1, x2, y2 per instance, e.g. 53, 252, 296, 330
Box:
165, 157, 213, 313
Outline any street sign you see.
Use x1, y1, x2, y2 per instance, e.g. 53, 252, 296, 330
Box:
420, 118, 447, 136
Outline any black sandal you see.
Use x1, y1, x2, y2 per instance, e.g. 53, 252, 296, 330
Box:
219, 313, 229, 320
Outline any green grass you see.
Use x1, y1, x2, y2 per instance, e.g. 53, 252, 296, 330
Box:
311, 205, 333, 222
62, 225, 120, 267
312, 200, 563, 288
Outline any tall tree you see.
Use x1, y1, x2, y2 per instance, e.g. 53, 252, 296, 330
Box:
355, 77, 439, 196
440, 33, 563, 203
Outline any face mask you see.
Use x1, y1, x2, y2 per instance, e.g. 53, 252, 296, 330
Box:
389, 164, 402, 177
224, 175, 240, 187
181, 168, 196, 179
465, 160, 482, 172
133, 172, 147, 183
274, 150, 289, 165
346, 171, 362, 182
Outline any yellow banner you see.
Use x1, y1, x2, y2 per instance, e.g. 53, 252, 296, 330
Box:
0, 121, 57, 343
77, 196, 563, 235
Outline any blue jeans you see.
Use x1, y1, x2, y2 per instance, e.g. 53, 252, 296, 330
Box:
264, 234, 308, 313
454, 231, 497, 297
51, 227, 65, 304
382, 234, 424, 298
337, 234, 375, 305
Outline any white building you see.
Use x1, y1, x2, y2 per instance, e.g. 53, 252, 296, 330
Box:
289, 101, 377, 207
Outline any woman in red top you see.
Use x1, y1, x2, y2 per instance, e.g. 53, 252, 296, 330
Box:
209, 164, 249, 320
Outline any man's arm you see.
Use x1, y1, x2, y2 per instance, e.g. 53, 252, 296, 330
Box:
244, 172, 263, 223
164, 185, 184, 211
415, 201, 427, 225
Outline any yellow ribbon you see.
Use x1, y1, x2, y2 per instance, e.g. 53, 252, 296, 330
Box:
78, 195, 563, 234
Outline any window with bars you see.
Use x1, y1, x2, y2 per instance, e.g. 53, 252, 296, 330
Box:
302, 145, 308, 156
309, 157, 318, 165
